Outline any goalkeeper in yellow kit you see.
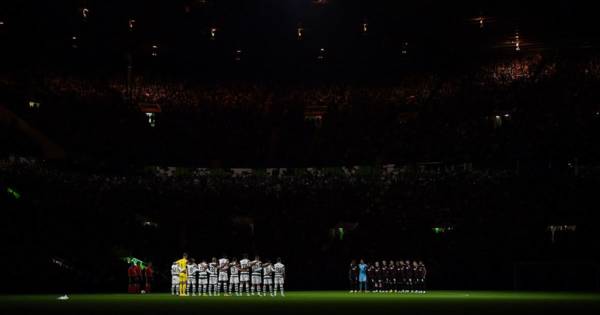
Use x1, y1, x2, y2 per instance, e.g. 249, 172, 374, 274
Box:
176, 253, 189, 296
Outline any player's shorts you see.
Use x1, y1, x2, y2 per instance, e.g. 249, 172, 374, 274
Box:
172, 276, 180, 285
274, 276, 284, 285
218, 273, 228, 282
263, 277, 273, 285
199, 277, 208, 285
229, 276, 240, 284
179, 274, 188, 283
251, 275, 262, 284
240, 273, 250, 282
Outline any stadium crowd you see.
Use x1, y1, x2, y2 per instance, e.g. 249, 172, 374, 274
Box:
1, 157, 597, 292
3, 52, 600, 168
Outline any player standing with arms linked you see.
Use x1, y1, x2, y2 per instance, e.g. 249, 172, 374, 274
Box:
197, 260, 209, 296
349, 260, 359, 293
273, 258, 286, 297
218, 256, 230, 296
388, 261, 396, 293
171, 261, 180, 295
127, 262, 138, 293
381, 260, 390, 293
176, 253, 188, 296
251, 256, 263, 296
404, 260, 414, 293
263, 261, 275, 296
358, 259, 368, 293
371, 261, 382, 292
186, 258, 198, 296
208, 257, 219, 296
239, 254, 251, 296
229, 258, 241, 296
144, 262, 154, 293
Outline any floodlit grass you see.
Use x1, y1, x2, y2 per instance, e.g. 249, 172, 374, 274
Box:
1, 291, 600, 314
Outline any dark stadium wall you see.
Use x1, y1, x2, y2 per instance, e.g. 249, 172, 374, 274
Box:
0, 105, 65, 160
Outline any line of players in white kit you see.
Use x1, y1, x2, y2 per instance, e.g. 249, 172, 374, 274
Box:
171, 255, 286, 297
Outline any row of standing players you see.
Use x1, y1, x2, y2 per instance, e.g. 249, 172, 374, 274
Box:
172, 254, 286, 297
350, 259, 427, 293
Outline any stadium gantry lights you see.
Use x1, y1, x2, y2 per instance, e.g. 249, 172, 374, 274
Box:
318, 47, 326, 60
402, 42, 409, 54
28, 100, 41, 109
297, 23, 304, 40
7, 187, 21, 200
81, 7, 89, 20
514, 31, 521, 51
71, 35, 79, 49
432, 226, 454, 234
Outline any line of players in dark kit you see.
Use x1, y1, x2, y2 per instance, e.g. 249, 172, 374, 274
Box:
349, 259, 427, 293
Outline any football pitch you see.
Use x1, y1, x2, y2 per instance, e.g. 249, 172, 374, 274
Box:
2, 291, 600, 315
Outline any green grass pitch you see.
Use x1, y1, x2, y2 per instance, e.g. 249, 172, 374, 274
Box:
2, 291, 600, 315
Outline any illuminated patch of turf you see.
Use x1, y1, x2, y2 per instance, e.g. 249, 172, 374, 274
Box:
1, 291, 600, 314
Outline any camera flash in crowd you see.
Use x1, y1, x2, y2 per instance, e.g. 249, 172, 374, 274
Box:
402, 42, 409, 55
318, 48, 326, 60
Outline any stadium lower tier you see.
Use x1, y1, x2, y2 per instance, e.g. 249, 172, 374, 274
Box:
1, 291, 600, 315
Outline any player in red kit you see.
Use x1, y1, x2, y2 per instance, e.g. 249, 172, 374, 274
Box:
133, 262, 143, 293
144, 262, 154, 293
128, 262, 138, 293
